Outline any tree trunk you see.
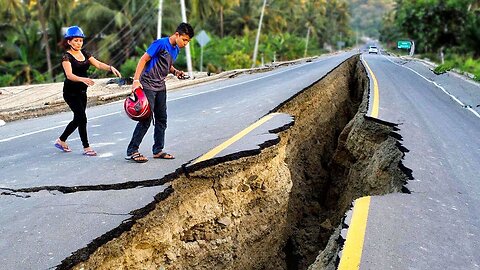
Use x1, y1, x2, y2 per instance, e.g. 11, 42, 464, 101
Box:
220, 6, 224, 38
37, 1, 53, 81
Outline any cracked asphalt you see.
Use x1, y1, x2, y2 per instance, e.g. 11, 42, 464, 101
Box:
0, 53, 353, 269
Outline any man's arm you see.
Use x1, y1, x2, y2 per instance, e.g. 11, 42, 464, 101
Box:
132, 53, 151, 90
169, 65, 185, 78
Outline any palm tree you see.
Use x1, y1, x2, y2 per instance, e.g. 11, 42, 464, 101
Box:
31, 0, 72, 81
4, 22, 44, 85
0, 0, 24, 22
75, 0, 137, 65
190, 0, 215, 30
322, 0, 350, 48
214, 0, 240, 38
224, 0, 259, 36
191, 0, 240, 37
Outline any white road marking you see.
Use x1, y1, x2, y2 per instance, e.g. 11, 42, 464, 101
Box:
0, 111, 121, 143
168, 61, 315, 102
97, 152, 114, 158
384, 56, 480, 119
467, 107, 480, 118
91, 142, 116, 147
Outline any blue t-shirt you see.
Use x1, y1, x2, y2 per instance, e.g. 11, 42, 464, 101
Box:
140, 37, 180, 91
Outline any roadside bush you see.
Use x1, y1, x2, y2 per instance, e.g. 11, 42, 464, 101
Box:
191, 33, 322, 72
0, 74, 14, 87
32, 70, 48, 84
433, 61, 454, 74
224, 50, 252, 70
430, 54, 480, 81
120, 57, 140, 79
461, 57, 480, 81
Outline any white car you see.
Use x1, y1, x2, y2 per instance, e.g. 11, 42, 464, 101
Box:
368, 45, 379, 54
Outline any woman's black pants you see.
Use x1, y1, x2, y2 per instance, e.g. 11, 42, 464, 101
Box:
60, 91, 89, 148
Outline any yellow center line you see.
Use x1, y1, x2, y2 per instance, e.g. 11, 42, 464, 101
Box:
362, 59, 380, 118
192, 113, 279, 164
338, 196, 371, 270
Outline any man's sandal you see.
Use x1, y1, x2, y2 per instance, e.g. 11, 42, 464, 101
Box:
153, 152, 175, 159
125, 153, 148, 163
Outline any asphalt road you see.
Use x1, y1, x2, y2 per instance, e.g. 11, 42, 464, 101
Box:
0, 52, 353, 269
349, 53, 480, 269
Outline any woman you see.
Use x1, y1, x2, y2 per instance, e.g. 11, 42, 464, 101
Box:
55, 25, 121, 156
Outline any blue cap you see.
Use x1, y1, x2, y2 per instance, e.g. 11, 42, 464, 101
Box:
64, 26, 85, 39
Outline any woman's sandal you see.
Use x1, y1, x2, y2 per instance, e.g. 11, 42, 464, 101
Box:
153, 152, 175, 159
125, 153, 148, 163
54, 139, 72, 152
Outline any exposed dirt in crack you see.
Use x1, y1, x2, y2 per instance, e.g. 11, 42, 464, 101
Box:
65, 55, 410, 270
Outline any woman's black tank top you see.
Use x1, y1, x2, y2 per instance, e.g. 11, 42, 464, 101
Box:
62, 49, 92, 93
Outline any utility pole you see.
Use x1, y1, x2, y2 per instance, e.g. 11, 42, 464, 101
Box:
180, 0, 193, 78
157, 0, 163, 39
252, 0, 267, 68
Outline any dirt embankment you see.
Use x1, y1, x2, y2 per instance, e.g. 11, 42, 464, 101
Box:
64, 56, 409, 270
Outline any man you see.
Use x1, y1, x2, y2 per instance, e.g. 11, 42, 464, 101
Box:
126, 22, 194, 163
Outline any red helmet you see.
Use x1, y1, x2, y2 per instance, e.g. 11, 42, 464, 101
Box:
124, 88, 151, 121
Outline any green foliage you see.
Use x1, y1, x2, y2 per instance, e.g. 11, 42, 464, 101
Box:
433, 62, 454, 75
383, 0, 477, 55
462, 9, 480, 57
350, 0, 395, 39
260, 34, 306, 61
191, 33, 321, 73
224, 51, 252, 70
432, 55, 480, 81
120, 57, 140, 78
463, 58, 480, 77
452, 56, 480, 81
87, 66, 109, 79
32, 70, 48, 84
380, 0, 480, 81
0, 74, 15, 87
1, 0, 352, 87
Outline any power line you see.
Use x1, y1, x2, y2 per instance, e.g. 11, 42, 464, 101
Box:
30, 15, 157, 105
47, 0, 136, 74
88, 0, 153, 57
82, 0, 133, 49
2, 0, 155, 97
106, 12, 157, 65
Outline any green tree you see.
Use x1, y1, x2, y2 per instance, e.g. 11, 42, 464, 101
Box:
224, 0, 259, 36
322, 0, 351, 49
35, 0, 72, 80
350, 0, 395, 39
0, 0, 24, 22
0, 0, 356, 86
392, 0, 472, 55
463, 2, 480, 56
0, 22, 45, 85
191, 0, 240, 38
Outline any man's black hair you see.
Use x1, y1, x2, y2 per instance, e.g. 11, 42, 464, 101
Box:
176, 22, 194, 38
